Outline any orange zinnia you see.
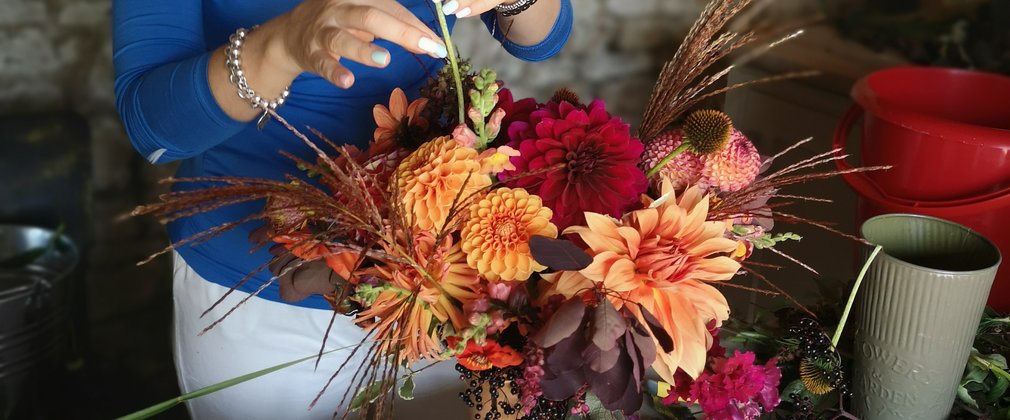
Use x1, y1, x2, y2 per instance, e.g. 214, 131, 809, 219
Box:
373, 88, 428, 144
543, 182, 740, 383
396, 137, 492, 231
447, 337, 523, 371
354, 233, 480, 363
461, 187, 558, 282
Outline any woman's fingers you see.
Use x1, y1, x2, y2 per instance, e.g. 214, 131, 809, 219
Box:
310, 49, 355, 88
319, 27, 391, 68
337, 4, 447, 58
441, 0, 504, 18
377, 0, 443, 41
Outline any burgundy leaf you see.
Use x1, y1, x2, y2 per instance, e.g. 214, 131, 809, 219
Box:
630, 328, 656, 389
612, 371, 646, 414
529, 235, 594, 271
588, 350, 633, 410
584, 344, 621, 373
640, 305, 674, 353
626, 331, 643, 393
545, 331, 588, 374
592, 299, 627, 351
532, 297, 587, 348
540, 368, 586, 401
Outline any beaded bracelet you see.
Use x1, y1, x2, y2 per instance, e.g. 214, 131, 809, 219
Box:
225, 26, 291, 130
495, 0, 539, 17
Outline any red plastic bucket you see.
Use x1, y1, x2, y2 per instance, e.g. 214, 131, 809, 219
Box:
852, 67, 1010, 201
835, 106, 1010, 311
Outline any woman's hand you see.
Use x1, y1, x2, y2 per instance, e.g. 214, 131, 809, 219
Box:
210, 0, 450, 121
275, 0, 449, 89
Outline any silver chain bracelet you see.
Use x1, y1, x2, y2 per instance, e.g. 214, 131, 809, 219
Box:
495, 0, 538, 17
226, 26, 290, 130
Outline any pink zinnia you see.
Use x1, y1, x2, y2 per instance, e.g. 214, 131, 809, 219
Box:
502, 99, 648, 229
687, 351, 782, 420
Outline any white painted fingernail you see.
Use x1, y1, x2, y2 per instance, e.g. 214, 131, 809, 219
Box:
418, 37, 447, 58
442, 0, 459, 14
455, 7, 472, 18
371, 51, 389, 66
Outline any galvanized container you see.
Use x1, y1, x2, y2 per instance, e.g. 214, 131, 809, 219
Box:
0, 225, 77, 419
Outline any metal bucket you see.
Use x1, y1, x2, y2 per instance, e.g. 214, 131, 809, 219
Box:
0, 225, 77, 418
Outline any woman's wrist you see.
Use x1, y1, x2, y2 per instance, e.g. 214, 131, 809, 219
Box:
207, 18, 301, 122
249, 15, 304, 82
495, 0, 560, 46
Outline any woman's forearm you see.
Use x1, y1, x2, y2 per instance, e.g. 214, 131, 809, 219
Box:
496, 0, 562, 46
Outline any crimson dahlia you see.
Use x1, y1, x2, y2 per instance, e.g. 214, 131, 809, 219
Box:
502, 99, 648, 229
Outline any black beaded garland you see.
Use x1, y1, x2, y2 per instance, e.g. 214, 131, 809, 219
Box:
455, 364, 570, 419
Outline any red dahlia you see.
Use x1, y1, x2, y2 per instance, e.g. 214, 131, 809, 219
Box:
492, 88, 539, 147
502, 99, 648, 229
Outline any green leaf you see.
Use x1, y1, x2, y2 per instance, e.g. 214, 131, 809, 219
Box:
350, 381, 386, 412
959, 384, 980, 409
991, 354, 1009, 370
964, 362, 990, 384
398, 376, 415, 401
117, 348, 346, 420
987, 375, 1010, 403
752, 232, 803, 250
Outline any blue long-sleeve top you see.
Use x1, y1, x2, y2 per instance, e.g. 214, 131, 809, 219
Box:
113, 0, 573, 309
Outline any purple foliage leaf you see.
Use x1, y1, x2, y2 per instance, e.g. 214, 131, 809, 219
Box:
626, 331, 644, 393
588, 350, 633, 411
541, 368, 587, 401
532, 297, 588, 348
625, 322, 657, 394
613, 372, 645, 414
592, 299, 627, 351
529, 235, 594, 271
639, 305, 674, 353
545, 331, 588, 374
584, 344, 621, 373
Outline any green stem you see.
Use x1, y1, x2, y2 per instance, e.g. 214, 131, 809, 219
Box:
646, 142, 692, 178
831, 245, 883, 348
116, 348, 348, 420
971, 351, 1010, 382
433, 2, 466, 125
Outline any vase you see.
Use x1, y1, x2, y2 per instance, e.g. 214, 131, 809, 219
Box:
853, 214, 1001, 419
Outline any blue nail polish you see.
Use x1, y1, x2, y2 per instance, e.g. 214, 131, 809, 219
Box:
442, 0, 459, 14
371, 51, 389, 66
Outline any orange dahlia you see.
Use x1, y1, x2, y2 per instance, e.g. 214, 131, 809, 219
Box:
373, 88, 429, 145
542, 182, 740, 383
461, 187, 558, 282
355, 233, 480, 363
396, 137, 492, 232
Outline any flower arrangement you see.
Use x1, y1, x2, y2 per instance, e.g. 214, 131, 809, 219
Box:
131, 0, 885, 418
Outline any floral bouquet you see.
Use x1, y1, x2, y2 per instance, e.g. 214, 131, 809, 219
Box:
133, 0, 882, 418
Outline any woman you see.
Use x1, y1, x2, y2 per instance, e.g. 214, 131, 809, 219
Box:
112, 0, 572, 418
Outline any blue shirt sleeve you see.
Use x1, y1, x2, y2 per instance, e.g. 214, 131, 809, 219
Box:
112, 1, 246, 164
481, 0, 573, 62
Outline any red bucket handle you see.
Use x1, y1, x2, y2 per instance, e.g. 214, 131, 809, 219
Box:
832, 105, 914, 205
834, 105, 1010, 217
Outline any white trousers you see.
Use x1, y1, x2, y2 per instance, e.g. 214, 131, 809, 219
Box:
171, 252, 468, 419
